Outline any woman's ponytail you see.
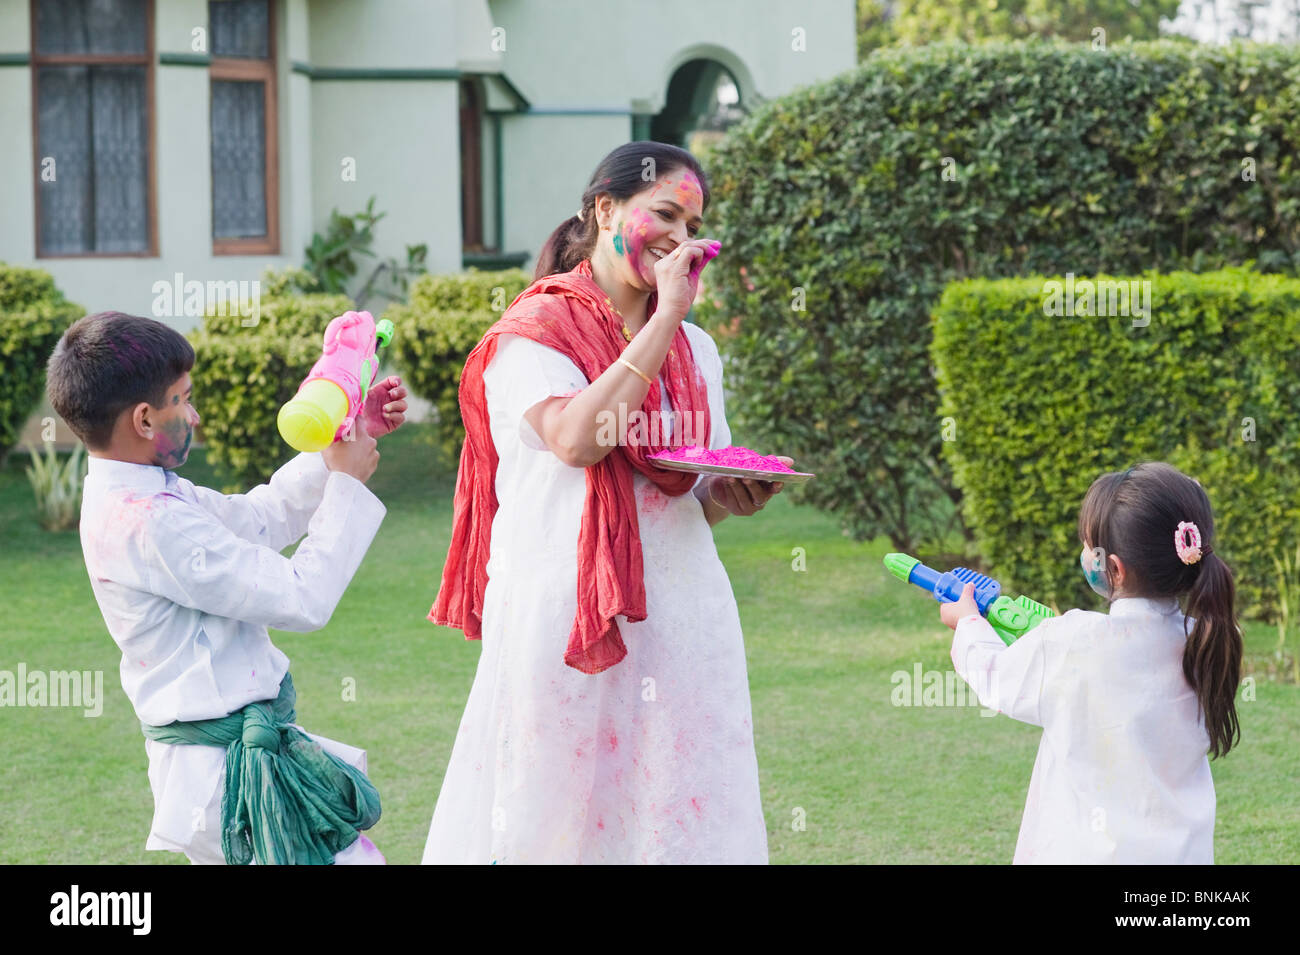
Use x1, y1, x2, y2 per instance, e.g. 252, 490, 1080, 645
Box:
534, 210, 596, 281
1182, 551, 1243, 758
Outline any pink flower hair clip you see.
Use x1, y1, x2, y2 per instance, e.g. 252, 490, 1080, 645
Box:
1175, 521, 1203, 565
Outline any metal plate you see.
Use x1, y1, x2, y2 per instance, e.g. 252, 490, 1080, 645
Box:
649, 457, 815, 484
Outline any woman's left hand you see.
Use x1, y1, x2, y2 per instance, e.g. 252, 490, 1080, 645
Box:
707, 456, 793, 516
361, 375, 409, 438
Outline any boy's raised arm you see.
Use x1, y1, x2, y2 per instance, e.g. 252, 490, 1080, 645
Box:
141, 468, 385, 632
186, 452, 331, 552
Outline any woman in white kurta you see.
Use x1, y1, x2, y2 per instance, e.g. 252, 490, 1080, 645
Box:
424, 320, 768, 863
426, 144, 785, 864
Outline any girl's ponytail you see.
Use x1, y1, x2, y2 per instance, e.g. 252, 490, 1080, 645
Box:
1182, 551, 1243, 758
1080, 462, 1245, 759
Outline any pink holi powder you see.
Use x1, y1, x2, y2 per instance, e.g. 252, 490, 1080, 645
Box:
638, 485, 671, 514
649, 444, 795, 473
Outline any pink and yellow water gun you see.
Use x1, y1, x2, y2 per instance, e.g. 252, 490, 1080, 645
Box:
277, 310, 395, 452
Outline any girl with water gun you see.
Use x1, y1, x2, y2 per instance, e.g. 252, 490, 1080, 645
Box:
940, 462, 1243, 863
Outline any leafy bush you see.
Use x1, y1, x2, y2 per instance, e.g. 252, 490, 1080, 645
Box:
188, 279, 352, 490
304, 196, 427, 307
25, 440, 87, 531
0, 264, 83, 463
692, 40, 1300, 554
931, 266, 1300, 620
1272, 544, 1300, 683
384, 267, 531, 463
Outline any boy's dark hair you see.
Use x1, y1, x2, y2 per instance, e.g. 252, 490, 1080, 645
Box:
47, 311, 195, 450
534, 140, 712, 280
1078, 461, 1242, 758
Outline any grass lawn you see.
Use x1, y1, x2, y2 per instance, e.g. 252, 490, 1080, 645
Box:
1, 423, 1295, 864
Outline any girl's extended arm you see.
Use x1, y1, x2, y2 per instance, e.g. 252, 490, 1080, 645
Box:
951, 614, 1053, 726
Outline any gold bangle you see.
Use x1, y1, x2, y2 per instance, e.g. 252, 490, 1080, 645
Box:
707, 480, 726, 510
616, 355, 653, 385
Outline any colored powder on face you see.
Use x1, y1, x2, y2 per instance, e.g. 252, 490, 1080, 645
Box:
674, 171, 703, 211
153, 414, 192, 469
629, 207, 653, 239
624, 208, 657, 283
649, 444, 795, 473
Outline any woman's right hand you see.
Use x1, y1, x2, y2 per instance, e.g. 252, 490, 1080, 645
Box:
652, 238, 722, 320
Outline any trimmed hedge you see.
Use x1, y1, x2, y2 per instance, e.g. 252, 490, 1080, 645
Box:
692, 40, 1300, 554
188, 290, 352, 490
932, 266, 1300, 619
384, 267, 532, 463
0, 264, 83, 461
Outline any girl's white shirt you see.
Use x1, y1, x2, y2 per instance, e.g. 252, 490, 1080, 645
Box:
952, 597, 1216, 863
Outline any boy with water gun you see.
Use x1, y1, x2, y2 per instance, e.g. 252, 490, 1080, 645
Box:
49, 308, 405, 864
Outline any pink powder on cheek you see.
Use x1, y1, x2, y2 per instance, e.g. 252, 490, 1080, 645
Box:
628, 207, 653, 239
650, 444, 794, 473
627, 207, 654, 250
623, 210, 656, 282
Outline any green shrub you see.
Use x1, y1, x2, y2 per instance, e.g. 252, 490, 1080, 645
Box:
188, 285, 352, 490
303, 196, 428, 307
1272, 544, 1300, 683
0, 264, 83, 462
24, 440, 87, 531
692, 40, 1300, 554
931, 266, 1300, 619
384, 267, 531, 462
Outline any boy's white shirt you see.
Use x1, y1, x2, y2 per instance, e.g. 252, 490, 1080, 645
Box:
79, 452, 386, 856
952, 598, 1216, 864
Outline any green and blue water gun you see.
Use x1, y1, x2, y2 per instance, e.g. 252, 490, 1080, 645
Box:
883, 553, 1056, 646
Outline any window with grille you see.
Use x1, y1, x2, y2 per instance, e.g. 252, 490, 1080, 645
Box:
209, 0, 277, 254
32, 0, 155, 256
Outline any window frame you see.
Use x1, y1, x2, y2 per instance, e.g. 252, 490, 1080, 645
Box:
460, 78, 484, 251
30, 0, 159, 259
209, 0, 279, 256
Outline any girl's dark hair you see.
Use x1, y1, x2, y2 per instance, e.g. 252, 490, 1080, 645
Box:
1078, 462, 1242, 758
47, 311, 195, 449
534, 140, 711, 280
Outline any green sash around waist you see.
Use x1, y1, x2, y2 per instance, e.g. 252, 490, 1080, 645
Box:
140, 673, 381, 865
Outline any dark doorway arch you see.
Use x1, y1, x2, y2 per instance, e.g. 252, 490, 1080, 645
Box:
650, 58, 745, 147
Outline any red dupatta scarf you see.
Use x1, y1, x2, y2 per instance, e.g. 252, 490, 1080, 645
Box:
428, 257, 712, 674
